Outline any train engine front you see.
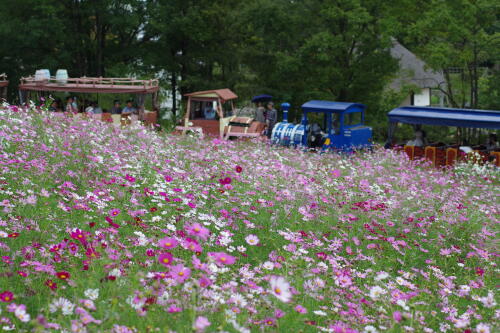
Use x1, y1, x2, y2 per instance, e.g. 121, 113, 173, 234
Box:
272, 100, 372, 151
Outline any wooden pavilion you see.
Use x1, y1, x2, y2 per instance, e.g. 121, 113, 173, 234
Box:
18, 76, 160, 125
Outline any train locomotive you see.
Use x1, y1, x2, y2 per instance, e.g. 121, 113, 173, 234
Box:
271, 100, 373, 151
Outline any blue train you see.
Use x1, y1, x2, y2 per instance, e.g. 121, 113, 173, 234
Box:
271, 100, 373, 151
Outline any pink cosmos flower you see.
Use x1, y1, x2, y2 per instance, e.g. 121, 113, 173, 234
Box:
269, 276, 292, 302
170, 264, 191, 283
109, 208, 120, 216
158, 253, 173, 267
208, 252, 236, 266
295, 305, 307, 314
186, 223, 210, 241
245, 234, 259, 246
393, 311, 402, 322
235, 165, 243, 173
194, 316, 211, 332
158, 237, 178, 249
167, 305, 182, 313
183, 238, 203, 253
198, 275, 213, 288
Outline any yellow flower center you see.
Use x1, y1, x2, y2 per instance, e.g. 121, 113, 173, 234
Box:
165, 242, 171, 247
275, 288, 281, 294
194, 228, 200, 232
178, 271, 184, 276
220, 257, 226, 262
163, 258, 169, 264
5, 296, 10, 301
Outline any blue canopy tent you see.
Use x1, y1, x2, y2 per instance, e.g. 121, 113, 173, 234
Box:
387, 106, 500, 143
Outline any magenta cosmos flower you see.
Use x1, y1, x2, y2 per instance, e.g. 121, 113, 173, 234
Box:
208, 252, 236, 266
158, 237, 178, 250
158, 253, 174, 267
186, 223, 210, 241
183, 238, 203, 253
0, 291, 14, 302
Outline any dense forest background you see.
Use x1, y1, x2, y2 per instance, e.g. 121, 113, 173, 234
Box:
0, 0, 498, 139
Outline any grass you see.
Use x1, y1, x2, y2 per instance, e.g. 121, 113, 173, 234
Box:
0, 104, 498, 332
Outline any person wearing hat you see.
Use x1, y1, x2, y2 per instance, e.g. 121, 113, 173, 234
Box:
110, 100, 122, 114
265, 101, 277, 138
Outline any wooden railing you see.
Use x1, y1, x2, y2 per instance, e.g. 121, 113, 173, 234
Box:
20, 76, 158, 89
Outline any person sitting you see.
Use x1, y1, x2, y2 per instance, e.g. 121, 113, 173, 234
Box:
122, 100, 137, 116
84, 102, 94, 113
486, 133, 498, 151
65, 97, 78, 113
49, 100, 58, 112
110, 100, 122, 114
203, 105, 216, 120
406, 130, 425, 147
91, 101, 102, 114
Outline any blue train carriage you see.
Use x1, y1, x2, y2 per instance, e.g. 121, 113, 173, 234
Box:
272, 100, 372, 151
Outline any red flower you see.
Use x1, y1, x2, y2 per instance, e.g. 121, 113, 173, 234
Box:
150, 207, 157, 213
56, 271, 70, 280
235, 165, 243, 173
475, 267, 484, 276
0, 291, 14, 302
45, 279, 57, 290
7, 233, 19, 238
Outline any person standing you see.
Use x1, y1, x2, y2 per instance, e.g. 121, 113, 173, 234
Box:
255, 102, 266, 123
265, 101, 277, 138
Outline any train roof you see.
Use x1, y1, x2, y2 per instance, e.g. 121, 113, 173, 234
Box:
388, 106, 500, 129
302, 100, 366, 113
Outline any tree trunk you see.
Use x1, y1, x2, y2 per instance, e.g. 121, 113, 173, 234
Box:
171, 73, 177, 116
95, 8, 105, 76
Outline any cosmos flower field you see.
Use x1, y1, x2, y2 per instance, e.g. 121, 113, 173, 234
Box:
0, 105, 498, 333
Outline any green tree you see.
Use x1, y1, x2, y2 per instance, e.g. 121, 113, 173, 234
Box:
405, 0, 500, 108
238, 0, 398, 119
0, 0, 153, 99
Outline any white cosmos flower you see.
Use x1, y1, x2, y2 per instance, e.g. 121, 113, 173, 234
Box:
84, 288, 99, 300
263, 261, 274, 270
369, 286, 386, 300
269, 276, 292, 303
375, 271, 389, 281
14, 308, 30, 322
313, 310, 327, 316
49, 297, 75, 315
245, 234, 259, 246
